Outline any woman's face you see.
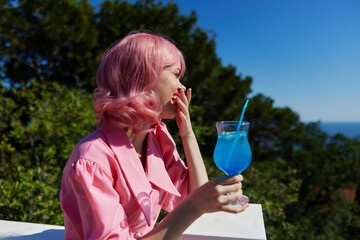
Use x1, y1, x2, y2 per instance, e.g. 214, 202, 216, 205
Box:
153, 61, 185, 119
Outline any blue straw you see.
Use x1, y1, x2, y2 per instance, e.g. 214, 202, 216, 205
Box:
236, 99, 249, 132
226, 99, 250, 171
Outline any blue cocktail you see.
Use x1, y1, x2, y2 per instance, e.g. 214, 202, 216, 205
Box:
213, 121, 252, 205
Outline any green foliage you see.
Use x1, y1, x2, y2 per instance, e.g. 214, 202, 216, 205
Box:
1, 0, 360, 238
0, 166, 64, 224
0, 0, 98, 89
0, 80, 96, 225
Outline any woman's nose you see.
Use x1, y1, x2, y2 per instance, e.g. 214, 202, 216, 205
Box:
178, 83, 186, 92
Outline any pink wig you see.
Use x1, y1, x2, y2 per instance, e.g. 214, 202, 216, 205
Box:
94, 32, 186, 134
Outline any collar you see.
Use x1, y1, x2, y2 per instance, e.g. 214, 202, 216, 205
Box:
100, 122, 180, 226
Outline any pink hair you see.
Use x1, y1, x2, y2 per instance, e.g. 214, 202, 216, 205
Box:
94, 32, 186, 134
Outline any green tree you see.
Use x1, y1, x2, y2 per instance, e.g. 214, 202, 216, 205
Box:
0, 0, 98, 89
283, 123, 360, 239
1, 0, 359, 239
0, 80, 95, 224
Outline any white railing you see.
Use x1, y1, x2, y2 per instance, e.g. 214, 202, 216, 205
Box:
0, 204, 266, 240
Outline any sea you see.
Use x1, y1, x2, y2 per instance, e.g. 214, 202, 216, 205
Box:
316, 122, 360, 139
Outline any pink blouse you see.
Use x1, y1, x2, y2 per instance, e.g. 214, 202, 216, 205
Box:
60, 122, 190, 239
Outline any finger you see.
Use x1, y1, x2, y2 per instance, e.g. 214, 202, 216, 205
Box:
178, 88, 188, 107
223, 190, 243, 203
215, 183, 242, 195
215, 174, 243, 185
221, 203, 249, 214
186, 88, 192, 105
174, 96, 189, 116
176, 109, 187, 122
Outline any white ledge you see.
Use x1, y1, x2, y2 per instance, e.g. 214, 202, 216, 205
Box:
0, 204, 266, 240
0, 220, 64, 240
180, 204, 267, 240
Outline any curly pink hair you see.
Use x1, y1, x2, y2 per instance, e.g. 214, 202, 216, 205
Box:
94, 32, 186, 134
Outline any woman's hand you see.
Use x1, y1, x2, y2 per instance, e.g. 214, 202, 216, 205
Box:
174, 88, 193, 137
186, 174, 249, 215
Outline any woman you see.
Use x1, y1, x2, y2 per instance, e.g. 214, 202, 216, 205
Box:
60, 31, 248, 240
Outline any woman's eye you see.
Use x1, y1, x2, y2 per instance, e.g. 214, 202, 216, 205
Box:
174, 73, 180, 78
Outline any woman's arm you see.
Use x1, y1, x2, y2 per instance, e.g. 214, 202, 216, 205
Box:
142, 89, 248, 240
61, 158, 137, 240
181, 130, 209, 190
142, 175, 247, 240
174, 88, 208, 191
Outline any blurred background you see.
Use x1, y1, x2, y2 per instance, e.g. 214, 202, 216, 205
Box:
1, 0, 359, 239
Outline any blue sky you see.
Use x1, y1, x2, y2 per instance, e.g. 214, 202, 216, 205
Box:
91, 0, 360, 122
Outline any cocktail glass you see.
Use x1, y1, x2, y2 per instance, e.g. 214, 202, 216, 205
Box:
213, 121, 252, 206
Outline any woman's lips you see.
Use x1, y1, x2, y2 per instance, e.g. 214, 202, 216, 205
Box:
171, 92, 181, 104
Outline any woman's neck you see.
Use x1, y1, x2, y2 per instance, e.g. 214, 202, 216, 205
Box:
125, 124, 150, 169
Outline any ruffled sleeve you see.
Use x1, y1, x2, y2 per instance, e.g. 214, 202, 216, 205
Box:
60, 158, 135, 240
155, 122, 190, 212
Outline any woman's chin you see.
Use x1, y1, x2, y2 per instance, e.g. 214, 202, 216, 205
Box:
159, 111, 176, 120
159, 104, 177, 120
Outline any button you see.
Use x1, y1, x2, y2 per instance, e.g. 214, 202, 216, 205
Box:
134, 231, 142, 239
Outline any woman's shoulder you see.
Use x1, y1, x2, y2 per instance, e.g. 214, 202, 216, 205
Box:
76, 130, 111, 157
66, 129, 115, 172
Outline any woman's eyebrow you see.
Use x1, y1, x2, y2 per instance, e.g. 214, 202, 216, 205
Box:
164, 66, 181, 73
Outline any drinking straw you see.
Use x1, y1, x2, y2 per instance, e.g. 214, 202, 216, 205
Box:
236, 99, 249, 132
225, 99, 250, 171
